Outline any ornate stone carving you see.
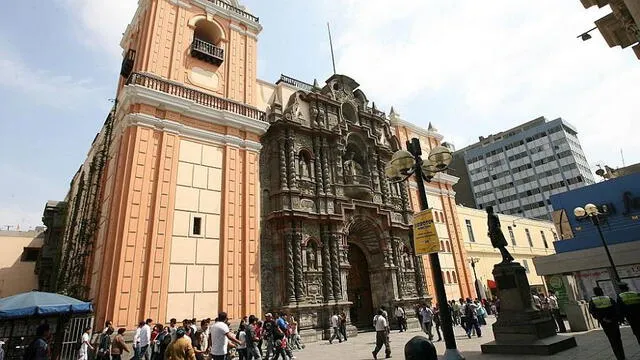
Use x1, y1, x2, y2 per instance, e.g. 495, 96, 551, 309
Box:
321, 138, 330, 193
279, 141, 288, 191
330, 233, 342, 300
286, 233, 296, 303
294, 232, 304, 302
286, 130, 297, 190
322, 231, 334, 301
300, 199, 315, 212
313, 137, 324, 196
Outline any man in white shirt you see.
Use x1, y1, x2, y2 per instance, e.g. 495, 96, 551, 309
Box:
328, 312, 342, 344
548, 290, 567, 333
168, 318, 178, 343
394, 305, 406, 333
139, 319, 152, 360
420, 304, 434, 340
372, 310, 390, 360
209, 312, 241, 360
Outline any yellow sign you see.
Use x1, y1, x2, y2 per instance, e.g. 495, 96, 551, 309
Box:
413, 209, 440, 255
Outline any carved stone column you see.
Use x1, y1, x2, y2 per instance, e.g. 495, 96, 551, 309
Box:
286, 129, 297, 190
414, 254, 426, 297
321, 138, 330, 194
313, 137, 324, 196
294, 231, 304, 302
279, 141, 288, 191
378, 155, 390, 204
285, 232, 296, 303
322, 230, 334, 301
330, 233, 342, 300
334, 141, 345, 185
390, 234, 403, 299
369, 149, 381, 194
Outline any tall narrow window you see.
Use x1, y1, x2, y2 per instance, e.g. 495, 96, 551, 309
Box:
522, 259, 530, 273
525, 228, 533, 247
452, 271, 458, 283
192, 216, 202, 236
465, 219, 475, 242
446, 272, 452, 284
541, 231, 549, 248
508, 226, 516, 246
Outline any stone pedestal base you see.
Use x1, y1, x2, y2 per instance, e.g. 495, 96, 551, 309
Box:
481, 262, 577, 355
481, 335, 577, 355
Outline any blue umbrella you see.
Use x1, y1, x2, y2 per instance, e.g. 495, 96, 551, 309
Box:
0, 291, 93, 319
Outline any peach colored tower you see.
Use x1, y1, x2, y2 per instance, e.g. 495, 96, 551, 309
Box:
68, 0, 267, 329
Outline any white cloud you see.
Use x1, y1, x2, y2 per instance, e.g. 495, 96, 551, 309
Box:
59, 0, 137, 60
0, 41, 104, 110
323, 0, 640, 169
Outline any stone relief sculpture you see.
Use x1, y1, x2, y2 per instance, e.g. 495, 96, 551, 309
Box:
307, 242, 318, 270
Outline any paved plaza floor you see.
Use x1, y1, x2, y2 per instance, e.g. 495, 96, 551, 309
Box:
295, 317, 640, 360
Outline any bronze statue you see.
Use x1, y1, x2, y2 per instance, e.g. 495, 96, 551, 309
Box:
486, 206, 514, 264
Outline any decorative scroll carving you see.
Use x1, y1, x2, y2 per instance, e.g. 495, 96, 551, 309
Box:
300, 199, 315, 212
304, 273, 324, 304
294, 232, 304, 301
322, 231, 334, 301
286, 233, 296, 302
330, 233, 342, 300
279, 141, 288, 190
378, 156, 390, 204
414, 254, 426, 297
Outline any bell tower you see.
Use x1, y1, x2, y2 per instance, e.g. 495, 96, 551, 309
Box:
83, 0, 267, 329
118, 0, 261, 104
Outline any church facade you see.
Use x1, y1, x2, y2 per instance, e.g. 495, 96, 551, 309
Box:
257, 75, 473, 340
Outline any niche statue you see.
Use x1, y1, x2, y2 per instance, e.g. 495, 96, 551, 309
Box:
486, 206, 514, 264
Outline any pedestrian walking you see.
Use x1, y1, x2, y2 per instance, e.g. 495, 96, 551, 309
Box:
395, 305, 407, 332
463, 298, 481, 338
96, 326, 113, 360
111, 328, 130, 360
78, 327, 94, 360
419, 304, 434, 340
246, 315, 262, 360
165, 328, 195, 360
23, 323, 51, 360
589, 286, 625, 360
548, 290, 566, 333
617, 282, 640, 345
339, 311, 348, 341
262, 313, 276, 359
372, 310, 390, 360
329, 312, 343, 344
209, 312, 242, 360
432, 305, 442, 342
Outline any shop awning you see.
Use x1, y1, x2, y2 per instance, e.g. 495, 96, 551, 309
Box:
0, 291, 93, 320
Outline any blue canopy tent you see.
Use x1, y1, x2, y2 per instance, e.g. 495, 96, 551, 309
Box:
0, 291, 92, 319
0, 292, 93, 359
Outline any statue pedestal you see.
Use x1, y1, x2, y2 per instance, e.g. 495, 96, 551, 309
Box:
481, 262, 577, 355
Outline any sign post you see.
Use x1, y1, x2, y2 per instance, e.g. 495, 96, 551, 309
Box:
413, 209, 440, 255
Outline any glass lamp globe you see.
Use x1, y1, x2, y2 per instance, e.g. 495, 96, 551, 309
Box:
385, 164, 401, 180
390, 150, 416, 174
584, 203, 599, 215
428, 145, 453, 170
574, 207, 586, 218
421, 160, 438, 179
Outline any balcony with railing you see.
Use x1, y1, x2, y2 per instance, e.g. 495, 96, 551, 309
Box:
276, 74, 314, 92
343, 174, 373, 200
205, 0, 260, 23
191, 38, 225, 66
126, 72, 266, 122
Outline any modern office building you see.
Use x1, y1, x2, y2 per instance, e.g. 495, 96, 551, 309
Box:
450, 116, 595, 220
456, 206, 557, 298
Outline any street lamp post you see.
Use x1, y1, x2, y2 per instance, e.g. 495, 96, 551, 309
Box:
573, 203, 620, 285
468, 257, 481, 300
385, 138, 464, 360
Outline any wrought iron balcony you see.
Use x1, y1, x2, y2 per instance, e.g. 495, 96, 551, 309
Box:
277, 74, 314, 91
126, 72, 266, 122
120, 49, 136, 78
191, 38, 224, 66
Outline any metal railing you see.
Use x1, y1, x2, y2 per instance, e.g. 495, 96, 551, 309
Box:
126, 72, 266, 122
191, 38, 224, 61
344, 174, 372, 186
276, 74, 314, 91
205, 0, 259, 23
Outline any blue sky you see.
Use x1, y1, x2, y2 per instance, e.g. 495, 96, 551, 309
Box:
1, 0, 639, 229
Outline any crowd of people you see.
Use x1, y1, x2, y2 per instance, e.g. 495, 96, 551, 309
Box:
67, 311, 306, 360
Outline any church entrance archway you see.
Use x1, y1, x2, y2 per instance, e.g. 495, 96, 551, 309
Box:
347, 243, 374, 327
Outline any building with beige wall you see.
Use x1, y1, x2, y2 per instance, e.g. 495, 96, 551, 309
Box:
0, 229, 44, 298
456, 206, 557, 297
52, 0, 266, 330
